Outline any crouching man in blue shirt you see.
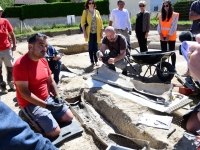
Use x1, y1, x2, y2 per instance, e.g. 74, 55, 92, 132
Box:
0, 100, 58, 150
46, 45, 62, 85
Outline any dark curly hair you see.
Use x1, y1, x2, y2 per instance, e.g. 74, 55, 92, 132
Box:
161, 0, 173, 22
84, 0, 96, 9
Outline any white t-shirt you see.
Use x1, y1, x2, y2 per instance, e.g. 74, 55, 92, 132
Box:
109, 8, 132, 31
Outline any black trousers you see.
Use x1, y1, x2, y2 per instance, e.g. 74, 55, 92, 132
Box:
160, 40, 176, 68
88, 33, 98, 63
136, 32, 147, 52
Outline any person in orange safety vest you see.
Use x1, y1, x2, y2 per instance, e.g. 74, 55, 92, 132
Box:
157, 0, 179, 68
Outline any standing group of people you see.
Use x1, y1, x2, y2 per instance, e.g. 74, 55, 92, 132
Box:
81, 0, 179, 71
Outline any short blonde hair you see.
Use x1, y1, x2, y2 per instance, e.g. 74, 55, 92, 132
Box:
139, 1, 146, 6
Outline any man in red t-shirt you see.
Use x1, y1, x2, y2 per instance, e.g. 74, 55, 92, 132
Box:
13, 33, 73, 138
0, 6, 17, 93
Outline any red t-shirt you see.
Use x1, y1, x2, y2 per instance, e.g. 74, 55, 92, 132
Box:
13, 53, 51, 108
0, 18, 13, 51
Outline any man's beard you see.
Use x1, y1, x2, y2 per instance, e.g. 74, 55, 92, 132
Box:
33, 51, 46, 59
109, 35, 116, 42
109, 38, 115, 42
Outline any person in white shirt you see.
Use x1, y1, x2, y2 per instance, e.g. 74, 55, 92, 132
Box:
109, 0, 132, 42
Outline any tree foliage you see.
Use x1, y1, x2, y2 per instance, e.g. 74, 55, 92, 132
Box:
173, 0, 194, 20
0, 0, 14, 9
4, 0, 109, 20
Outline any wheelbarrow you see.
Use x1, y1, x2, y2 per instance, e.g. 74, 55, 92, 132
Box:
127, 50, 176, 82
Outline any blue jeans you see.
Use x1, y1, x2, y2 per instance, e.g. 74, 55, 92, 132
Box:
88, 33, 98, 63
48, 60, 61, 84
0, 101, 58, 150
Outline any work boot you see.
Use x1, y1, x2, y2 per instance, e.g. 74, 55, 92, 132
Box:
8, 81, 16, 91
0, 81, 8, 94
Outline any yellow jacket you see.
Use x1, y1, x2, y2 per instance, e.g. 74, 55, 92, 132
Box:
81, 9, 104, 43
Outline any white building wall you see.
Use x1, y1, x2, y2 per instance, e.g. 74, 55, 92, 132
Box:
109, 0, 150, 18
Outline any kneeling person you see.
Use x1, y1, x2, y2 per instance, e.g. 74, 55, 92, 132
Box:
97, 26, 128, 75
13, 33, 73, 138
46, 44, 61, 85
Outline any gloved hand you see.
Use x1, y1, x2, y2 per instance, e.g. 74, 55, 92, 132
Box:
46, 101, 63, 112
128, 31, 132, 35
55, 97, 65, 104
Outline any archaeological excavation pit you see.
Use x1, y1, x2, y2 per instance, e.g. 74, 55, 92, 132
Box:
57, 64, 196, 150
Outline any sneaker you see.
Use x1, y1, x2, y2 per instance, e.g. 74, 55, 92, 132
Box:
182, 70, 190, 77
8, 81, 16, 91
0, 81, 8, 94
1, 89, 8, 94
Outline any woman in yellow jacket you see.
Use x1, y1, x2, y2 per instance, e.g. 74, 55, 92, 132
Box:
81, 0, 104, 66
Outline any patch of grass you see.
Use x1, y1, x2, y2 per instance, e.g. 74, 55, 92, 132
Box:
15, 25, 80, 37
14, 22, 80, 36
177, 20, 193, 25
14, 19, 192, 37
14, 24, 34, 35
102, 19, 109, 25
131, 16, 192, 25
131, 16, 136, 24
32, 24, 51, 31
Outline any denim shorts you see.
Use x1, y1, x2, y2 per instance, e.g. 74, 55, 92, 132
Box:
22, 96, 69, 134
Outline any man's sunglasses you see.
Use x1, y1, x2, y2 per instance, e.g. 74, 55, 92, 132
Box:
89, 2, 94, 4
139, 5, 145, 7
164, 5, 169, 7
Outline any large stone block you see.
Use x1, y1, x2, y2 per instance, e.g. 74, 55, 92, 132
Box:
59, 76, 88, 101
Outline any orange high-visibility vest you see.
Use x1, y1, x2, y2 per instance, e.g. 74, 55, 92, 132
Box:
159, 12, 179, 41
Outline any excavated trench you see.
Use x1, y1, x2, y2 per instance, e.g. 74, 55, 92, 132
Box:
66, 94, 149, 150
59, 73, 196, 150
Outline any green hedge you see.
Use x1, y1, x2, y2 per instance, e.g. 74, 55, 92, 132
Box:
3, 6, 21, 18
4, 0, 109, 20
173, 0, 194, 20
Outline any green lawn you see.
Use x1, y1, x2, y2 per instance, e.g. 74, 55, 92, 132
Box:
14, 19, 192, 37
150, 20, 192, 25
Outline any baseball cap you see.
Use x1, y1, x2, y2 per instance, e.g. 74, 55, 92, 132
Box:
118, 0, 125, 2
0, 6, 3, 11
